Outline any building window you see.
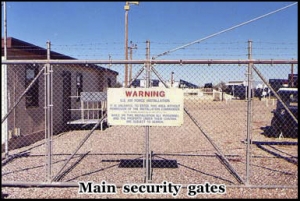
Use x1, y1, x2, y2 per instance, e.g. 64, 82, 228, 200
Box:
76, 73, 83, 102
25, 65, 39, 108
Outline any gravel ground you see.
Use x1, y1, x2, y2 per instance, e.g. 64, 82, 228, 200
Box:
1, 98, 298, 199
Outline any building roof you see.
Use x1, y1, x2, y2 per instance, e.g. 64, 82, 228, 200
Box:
2, 37, 74, 59
2, 37, 118, 75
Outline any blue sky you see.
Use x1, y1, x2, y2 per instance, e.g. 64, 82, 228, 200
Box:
2, 1, 298, 85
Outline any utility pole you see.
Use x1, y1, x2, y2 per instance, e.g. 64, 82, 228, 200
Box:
129, 41, 137, 83
124, 1, 139, 87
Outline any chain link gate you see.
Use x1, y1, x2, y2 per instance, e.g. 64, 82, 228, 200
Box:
2, 56, 297, 191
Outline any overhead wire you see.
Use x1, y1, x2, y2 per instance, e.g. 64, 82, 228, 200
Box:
151, 2, 298, 60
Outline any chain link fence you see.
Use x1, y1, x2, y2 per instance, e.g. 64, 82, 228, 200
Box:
1, 58, 298, 189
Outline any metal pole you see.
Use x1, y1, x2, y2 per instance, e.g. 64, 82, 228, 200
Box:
50, 55, 54, 182
3, 1, 7, 58
129, 41, 137, 83
246, 40, 253, 185
44, 61, 48, 182
2, 59, 297, 65
46, 41, 53, 182
145, 40, 151, 87
49, 45, 54, 182
124, 2, 139, 87
144, 40, 151, 182
290, 62, 294, 87
124, 5, 129, 87
129, 45, 132, 83
3, 1, 9, 159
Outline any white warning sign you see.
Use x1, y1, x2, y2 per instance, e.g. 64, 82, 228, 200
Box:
107, 88, 184, 126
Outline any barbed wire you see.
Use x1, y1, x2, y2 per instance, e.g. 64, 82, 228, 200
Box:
10, 40, 297, 49
5, 40, 297, 60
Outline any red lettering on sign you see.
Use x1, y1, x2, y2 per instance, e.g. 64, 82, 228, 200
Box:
125, 91, 166, 97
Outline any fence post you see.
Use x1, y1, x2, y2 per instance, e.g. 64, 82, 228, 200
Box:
246, 40, 253, 185
3, 2, 8, 157
144, 40, 151, 183
45, 41, 53, 182
44, 61, 48, 182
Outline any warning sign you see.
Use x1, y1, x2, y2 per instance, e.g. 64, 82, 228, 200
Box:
107, 88, 184, 126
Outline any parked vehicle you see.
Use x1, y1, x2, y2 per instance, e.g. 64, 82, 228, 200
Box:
270, 88, 298, 138
268, 74, 298, 96
268, 79, 288, 96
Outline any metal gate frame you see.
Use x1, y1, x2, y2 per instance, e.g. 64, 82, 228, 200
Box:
1, 57, 298, 188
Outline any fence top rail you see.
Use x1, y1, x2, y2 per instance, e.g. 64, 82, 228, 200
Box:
1, 59, 298, 65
